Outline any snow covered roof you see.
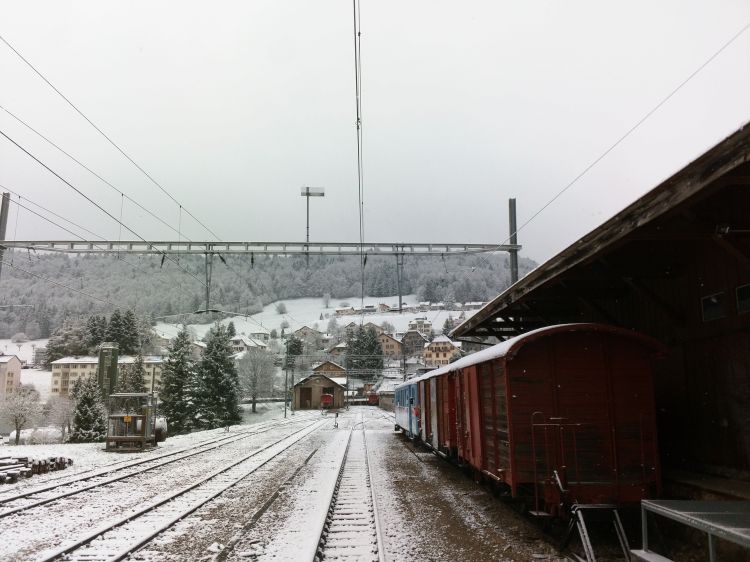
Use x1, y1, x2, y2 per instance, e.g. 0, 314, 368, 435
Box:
192, 341, 207, 348
118, 355, 165, 364
396, 323, 662, 391
377, 380, 400, 394
312, 360, 346, 372
51, 356, 99, 364
52, 355, 165, 365
231, 335, 267, 348
293, 373, 346, 389
0, 355, 20, 363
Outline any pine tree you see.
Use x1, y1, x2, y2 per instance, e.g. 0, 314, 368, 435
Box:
227, 321, 236, 338
106, 310, 125, 347
85, 315, 107, 351
70, 375, 107, 442
345, 326, 383, 379
160, 327, 195, 434
121, 310, 139, 355
129, 352, 147, 393
194, 324, 242, 429
44, 317, 89, 367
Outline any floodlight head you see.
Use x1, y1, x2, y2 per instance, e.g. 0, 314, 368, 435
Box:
300, 186, 325, 197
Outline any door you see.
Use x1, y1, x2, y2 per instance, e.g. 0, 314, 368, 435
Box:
300, 387, 312, 409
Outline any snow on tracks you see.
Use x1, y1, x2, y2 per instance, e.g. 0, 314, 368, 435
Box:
35, 418, 327, 562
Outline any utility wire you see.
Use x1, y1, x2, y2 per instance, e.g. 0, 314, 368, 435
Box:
352, 0, 366, 323
0, 104, 193, 242
485, 19, 750, 256
0, 33, 222, 242
0, 183, 105, 240
0, 259, 119, 308
1, 191, 189, 291
0, 128, 208, 289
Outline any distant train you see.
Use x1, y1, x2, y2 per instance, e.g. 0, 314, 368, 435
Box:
394, 323, 662, 518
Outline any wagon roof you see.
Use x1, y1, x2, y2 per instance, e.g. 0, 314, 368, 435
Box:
395, 323, 663, 390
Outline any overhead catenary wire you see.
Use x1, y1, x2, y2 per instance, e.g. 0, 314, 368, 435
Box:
0, 183, 105, 241
0, 33, 222, 242
0, 192, 201, 298
0, 128, 208, 290
352, 0, 366, 323
483, 19, 750, 257
0, 104, 193, 242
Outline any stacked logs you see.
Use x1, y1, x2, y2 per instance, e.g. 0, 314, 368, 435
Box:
0, 456, 73, 484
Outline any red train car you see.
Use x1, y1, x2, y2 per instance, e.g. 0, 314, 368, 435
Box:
411, 323, 662, 517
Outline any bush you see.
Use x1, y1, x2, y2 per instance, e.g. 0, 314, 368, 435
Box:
11, 332, 29, 343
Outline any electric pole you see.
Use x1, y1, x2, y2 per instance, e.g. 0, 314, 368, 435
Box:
509, 198, 519, 285
0, 193, 10, 282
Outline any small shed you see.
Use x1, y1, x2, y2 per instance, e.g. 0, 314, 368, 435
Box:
293, 374, 345, 410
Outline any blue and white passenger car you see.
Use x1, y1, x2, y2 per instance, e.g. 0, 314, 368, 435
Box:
394, 380, 420, 438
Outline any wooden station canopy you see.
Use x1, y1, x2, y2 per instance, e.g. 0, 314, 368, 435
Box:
453, 122, 750, 478
454, 124, 750, 341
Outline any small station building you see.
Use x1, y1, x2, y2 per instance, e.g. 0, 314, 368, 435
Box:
293, 373, 346, 410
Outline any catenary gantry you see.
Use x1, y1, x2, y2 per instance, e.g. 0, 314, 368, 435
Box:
0, 240, 518, 256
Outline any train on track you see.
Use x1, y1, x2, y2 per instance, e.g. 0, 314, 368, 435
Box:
394, 323, 663, 519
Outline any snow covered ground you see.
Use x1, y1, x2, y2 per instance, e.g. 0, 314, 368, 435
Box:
0, 408, 575, 562
0, 337, 48, 363
155, 294, 475, 340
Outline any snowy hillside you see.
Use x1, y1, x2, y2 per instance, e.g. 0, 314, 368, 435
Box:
155, 294, 475, 341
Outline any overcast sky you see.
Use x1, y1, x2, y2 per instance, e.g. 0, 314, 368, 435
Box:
1, 1, 749, 266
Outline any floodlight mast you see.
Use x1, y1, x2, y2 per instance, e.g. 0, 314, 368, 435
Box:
301, 186, 325, 267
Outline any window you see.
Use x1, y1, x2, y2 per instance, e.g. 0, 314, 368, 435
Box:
701, 292, 726, 322
737, 284, 750, 314
322, 386, 334, 394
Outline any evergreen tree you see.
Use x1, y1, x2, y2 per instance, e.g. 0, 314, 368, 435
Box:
106, 309, 125, 347
119, 353, 147, 393
160, 327, 195, 434
442, 316, 456, 336
85, 315, 107, 351
345, 326, 384, 379
129, 352, 147, 393
121, 310, 139, 354
227, 321, 236, 338
284, 335, 303, 370
70, 375, 107, 442
194, 324, 242, 429
44, 317, 89, 367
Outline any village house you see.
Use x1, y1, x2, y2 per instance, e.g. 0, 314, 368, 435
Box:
378, 333, 403, 357
327, 341, 347, 359
249, 328, 271, 342
229, 335, 267, 353
334, 306, 355, 316
294, 326, 322, 340
50, 356, 165, 397
401, 330, 429, 357
422, 335, 462, 368
312, 360, 347, 378
407, 317, 433, 336
191, 341, 207, 361
0, 355, 22, 400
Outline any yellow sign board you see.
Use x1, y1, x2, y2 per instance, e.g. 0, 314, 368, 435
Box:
123, 415, 132, 423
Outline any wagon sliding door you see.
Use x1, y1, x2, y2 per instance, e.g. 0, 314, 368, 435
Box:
479, 360, 509, 483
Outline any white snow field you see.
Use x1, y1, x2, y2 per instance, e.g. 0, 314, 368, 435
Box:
155, 294, 475, 341
0, 407, 561, 562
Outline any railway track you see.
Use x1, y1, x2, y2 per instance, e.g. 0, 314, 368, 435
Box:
35, 418, 326, 562
315, 415, 385, 561
0, 415, 315, 519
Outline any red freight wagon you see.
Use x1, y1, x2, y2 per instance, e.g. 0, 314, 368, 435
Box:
413, 323, 662, 517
